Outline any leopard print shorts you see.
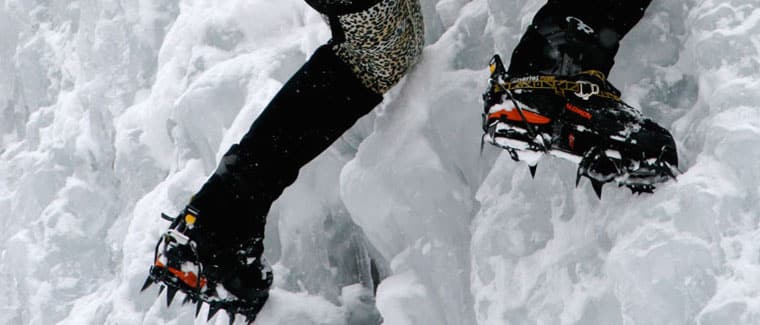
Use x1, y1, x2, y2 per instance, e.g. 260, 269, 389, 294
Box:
326, 0, 425, 94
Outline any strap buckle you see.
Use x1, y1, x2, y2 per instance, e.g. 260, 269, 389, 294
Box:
574, 80, 600, 100
166, 229, 190, 245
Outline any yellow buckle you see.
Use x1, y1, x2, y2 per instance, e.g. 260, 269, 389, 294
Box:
184, 213, 197, 225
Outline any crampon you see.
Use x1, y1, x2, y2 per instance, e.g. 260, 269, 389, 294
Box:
481, 55, 680, 198
141, 207, 271, 324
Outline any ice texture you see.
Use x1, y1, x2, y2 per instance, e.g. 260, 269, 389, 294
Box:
1, 0, 759, 324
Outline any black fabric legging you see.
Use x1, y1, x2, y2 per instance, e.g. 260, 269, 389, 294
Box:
508, 0, 653, 77
189, 45, 382, 250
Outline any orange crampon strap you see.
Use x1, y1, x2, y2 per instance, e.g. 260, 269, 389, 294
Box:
155, 259, 207, 289
488, 108, 551, 124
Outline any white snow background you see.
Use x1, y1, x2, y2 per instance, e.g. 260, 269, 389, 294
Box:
1, 0, 759, 324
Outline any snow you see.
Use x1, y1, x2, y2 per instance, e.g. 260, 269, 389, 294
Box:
1, 0, 759, 324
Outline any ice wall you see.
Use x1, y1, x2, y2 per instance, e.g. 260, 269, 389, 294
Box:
1, 0, 759, 324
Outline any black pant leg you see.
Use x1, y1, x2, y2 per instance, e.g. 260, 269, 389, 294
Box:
507, 0, 653, 76
190, 45, 382, 245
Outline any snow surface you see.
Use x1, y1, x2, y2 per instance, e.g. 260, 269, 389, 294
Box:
1, 0, 759, 324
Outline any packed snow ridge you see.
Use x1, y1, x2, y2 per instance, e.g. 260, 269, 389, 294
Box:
1, 0, 759, 324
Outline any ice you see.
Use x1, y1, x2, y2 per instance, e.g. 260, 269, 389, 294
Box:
1, 0, 760, 324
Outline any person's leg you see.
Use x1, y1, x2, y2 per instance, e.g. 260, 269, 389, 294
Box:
191, 0, 424, 247
148, 0, 424, 319
507, 0, 653, 77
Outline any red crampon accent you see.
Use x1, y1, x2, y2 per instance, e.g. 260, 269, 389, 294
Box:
155, 259, 207, 289
565, 103, 592, 119
488, 108, 551, 125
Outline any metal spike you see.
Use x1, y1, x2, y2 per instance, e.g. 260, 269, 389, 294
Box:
591, 180, 604, 199
158, 285, 165, 296
228, 311, 236, 325
665, 164, 678, 180
575, 166, 584, 188
195, 302, 204, 318
140, 277, 154, 292
480, 134, 486, 156
508, 148, 519, 162
166, 287, 178, 306
529, 165, 537, 178
208, 305, 221, 321
182, 295, 193, 306
488, 123, 497, 141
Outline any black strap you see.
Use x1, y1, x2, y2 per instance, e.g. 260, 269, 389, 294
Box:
328, 15, 346, 44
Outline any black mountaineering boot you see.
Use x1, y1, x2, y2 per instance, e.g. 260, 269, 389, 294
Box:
145, 206, 272, 323
481, 0, 678, 197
